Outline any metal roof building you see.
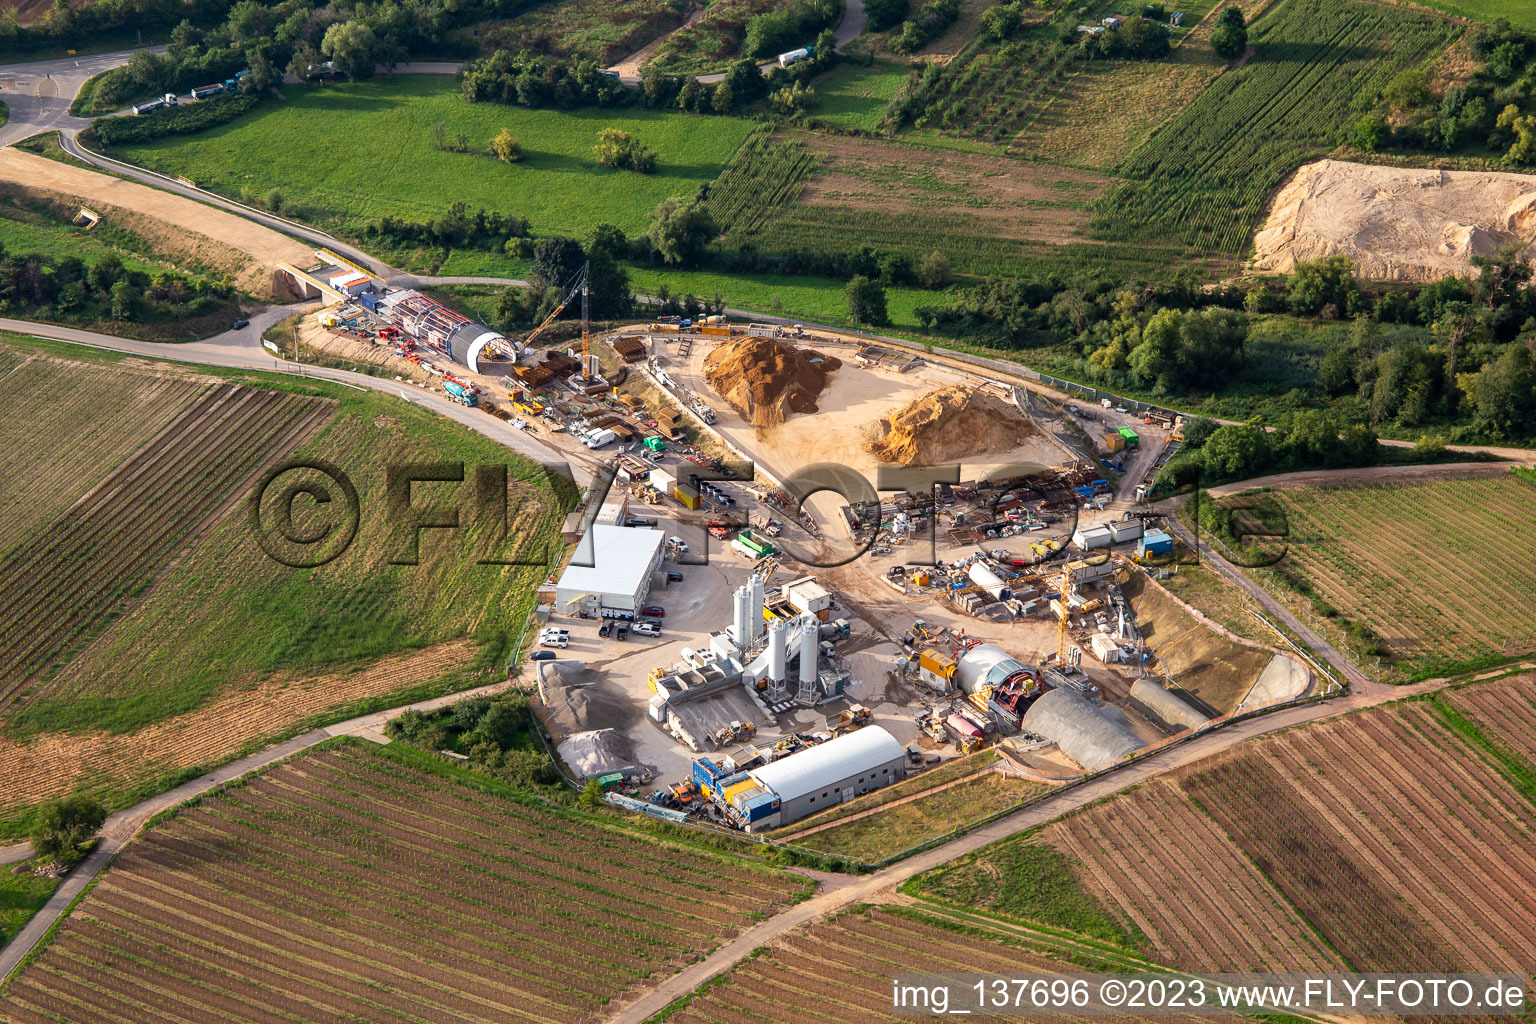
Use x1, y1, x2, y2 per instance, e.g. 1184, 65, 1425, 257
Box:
556, 525, 666, 613
1020, 688, 1145, 770
748, 726, 906, 825
955, 643, 1033, 696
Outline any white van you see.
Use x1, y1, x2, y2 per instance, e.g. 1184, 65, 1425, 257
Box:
584, 428, 616, 449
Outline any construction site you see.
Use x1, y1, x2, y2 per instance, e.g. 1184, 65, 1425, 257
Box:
264, 274, 1315, 832
415, 310, 1318, 836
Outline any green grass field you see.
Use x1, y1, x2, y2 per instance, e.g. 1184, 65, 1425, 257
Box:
810, 60, 908, 131
0, 867, 59, 950
1412, 0, 1534, 27
114, 76, 757, 240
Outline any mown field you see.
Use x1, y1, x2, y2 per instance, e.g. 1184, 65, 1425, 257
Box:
0, 741, 812, 1023
1092, 0, 1458, 254
0, 338, 570, 838
1240, 472, 1536, 677
911, 681, 1536, 980
113, 76, 757, 240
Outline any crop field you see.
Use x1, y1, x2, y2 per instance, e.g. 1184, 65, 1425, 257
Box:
728, 128, 1143, 278
0, 377, 332, 709
0, 340, 570, 836
660, 908, 1235, 1024
482, 0, 691, 63
1182, 703, 1536, 974
0, 742, 811, 1023
1042, 781, 1344, 972
1445, 673, 1536, 769
1245, 473, 1536, 675
113, 76, 757, 242
0, 351, 208, 543
1092, 0, 1458, 254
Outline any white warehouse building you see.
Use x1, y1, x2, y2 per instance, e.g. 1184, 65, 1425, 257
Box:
555, 525, 665, 614
747, 726, 906, 826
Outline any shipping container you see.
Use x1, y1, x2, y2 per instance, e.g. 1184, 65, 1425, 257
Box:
1105, 432, 1126, 452
674, 483, 701, 509
1072, 525, 1113, 550
1106, 520, 1144, 543
736, 530, 773, 558
700, 324, 729, 337
1118, 426, 1140, 447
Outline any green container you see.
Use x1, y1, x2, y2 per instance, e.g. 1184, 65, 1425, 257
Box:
598, 772, 625, 791
643, 436, 665, 452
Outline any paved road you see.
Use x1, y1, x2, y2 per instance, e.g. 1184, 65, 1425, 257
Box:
0, 312, 583, 481
0, 672, 529, 981
603, 673, 1448, 1024
0, 46, 164, 148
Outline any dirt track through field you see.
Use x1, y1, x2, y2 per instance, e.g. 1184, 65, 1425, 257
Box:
0, 149, 312, 293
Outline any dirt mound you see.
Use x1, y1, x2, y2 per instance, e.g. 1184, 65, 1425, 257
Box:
703, 334, 840, 428
866, 384, 1037, 467
1251, 159, 1536, 283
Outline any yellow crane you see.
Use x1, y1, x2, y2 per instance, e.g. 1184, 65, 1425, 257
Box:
520, 262, 596, 380
1057, 561, 1074, 666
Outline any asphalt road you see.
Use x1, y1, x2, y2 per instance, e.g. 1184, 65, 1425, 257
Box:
0, 46, 167, 147
0, 312, 585, 483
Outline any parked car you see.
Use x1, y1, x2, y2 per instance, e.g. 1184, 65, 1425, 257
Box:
599, 621, 613, 638
530, 650, 557, 661
633, 622, 661, 637
540, 627, 570, 637
615, 624, 629, 640
540, 636, 568, 648
625, 516, 658, 527
231, 318, 250, 330
642, 605, 665, 618
667, 571, 685, 582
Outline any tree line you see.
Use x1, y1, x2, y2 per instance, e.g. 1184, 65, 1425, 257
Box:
0, 245, 234, 326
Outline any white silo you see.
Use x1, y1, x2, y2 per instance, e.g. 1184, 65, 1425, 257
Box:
799, 620, 818, 687
768, 620, 787, 682
731, 585, 751, 647
749, 574, 765, 642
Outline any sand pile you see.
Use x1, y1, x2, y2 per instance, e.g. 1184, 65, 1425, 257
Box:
537, 661, 631, 738
1251, 159, 1536, 283
866, 384, 1037, 467
703, 335, 840, 428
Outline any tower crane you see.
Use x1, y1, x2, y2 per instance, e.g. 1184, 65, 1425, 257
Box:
519, 262, 600, 382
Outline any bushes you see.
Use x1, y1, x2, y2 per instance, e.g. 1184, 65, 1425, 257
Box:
88, 94, 260, 147
593, 128, 657, 172
743, 0, 841, 60
363, 202, 530, 251
892, 0, 959, 55
865, 0, 910, 32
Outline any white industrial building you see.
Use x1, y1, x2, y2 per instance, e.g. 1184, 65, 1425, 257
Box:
555, 525, 665, 614
745, 726, 906, 826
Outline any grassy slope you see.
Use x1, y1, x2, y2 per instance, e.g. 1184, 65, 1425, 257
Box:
6, 370, 568, 739
0, 337, 571, 834
810, 60, 908, 131
0, 869, 59, 951
113, 76, 757, 239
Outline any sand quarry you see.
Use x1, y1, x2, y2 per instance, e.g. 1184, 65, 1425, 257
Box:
1251, 158, 1536, 282
674, 332, 1063, 494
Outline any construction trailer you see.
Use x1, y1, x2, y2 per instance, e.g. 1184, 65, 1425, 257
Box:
1139, 529, 1173, 556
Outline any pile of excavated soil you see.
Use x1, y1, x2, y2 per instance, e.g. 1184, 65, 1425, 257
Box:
702, 335, 840, 428
1251, 158, 1536, 283
866, 384, 1037, 467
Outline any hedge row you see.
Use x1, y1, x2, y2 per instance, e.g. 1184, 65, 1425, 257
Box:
87, 93, 260, 147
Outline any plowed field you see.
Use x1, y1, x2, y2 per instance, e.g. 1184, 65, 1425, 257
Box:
0, 743, 811, 1024
667, 908, 1235, 1024
1182, 703, 1536, 975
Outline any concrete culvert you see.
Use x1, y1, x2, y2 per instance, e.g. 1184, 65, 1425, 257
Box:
1129, 678, 1213, 733
1020, 687, 1145, 770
